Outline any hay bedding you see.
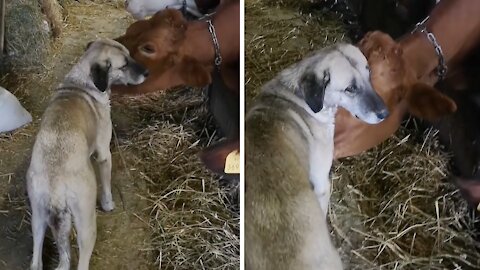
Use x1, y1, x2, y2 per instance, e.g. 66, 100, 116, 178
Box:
116, 89, 240, 269
245, 0, 480, 268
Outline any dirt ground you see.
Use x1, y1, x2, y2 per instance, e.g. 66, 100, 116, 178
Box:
0, 1, 239, 270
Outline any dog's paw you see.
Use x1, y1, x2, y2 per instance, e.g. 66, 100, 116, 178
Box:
101, 197, 116, 212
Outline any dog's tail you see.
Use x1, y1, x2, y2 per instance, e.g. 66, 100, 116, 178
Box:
47, 207, 72, 265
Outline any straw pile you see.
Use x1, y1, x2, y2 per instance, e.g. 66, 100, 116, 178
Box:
246, 0, 480, 268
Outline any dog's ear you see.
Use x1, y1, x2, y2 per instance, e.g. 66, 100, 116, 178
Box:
406, 82, 457, 121
114, 35, 125, 45
91, 60, 111, 92
85, 41, 94, 51
299, 70, 329, 113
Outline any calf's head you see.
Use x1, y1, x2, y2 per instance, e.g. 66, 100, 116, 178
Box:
359, 31, 457, 121
115, 9, 212, 87
292, 43, 388, 124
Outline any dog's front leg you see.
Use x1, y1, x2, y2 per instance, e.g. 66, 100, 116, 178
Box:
96, 149, 115, 212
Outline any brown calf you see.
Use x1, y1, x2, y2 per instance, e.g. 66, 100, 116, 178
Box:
114, 4, 240, 177
334, 0, 480, 159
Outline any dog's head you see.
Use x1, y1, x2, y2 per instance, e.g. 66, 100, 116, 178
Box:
85, 39, 148, 92
295, 43, 388, 124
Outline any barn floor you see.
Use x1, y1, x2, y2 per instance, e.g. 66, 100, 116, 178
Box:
0, 1, 238, 270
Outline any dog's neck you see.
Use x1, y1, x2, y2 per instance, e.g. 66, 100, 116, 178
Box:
258, 79, 337, 161
60, 61, 111, 106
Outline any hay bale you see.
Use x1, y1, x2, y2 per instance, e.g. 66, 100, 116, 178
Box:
0, 0, 49, 72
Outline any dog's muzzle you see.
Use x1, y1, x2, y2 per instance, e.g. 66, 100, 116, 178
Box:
375, 108, 389, 121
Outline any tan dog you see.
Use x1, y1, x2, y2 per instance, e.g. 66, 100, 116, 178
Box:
27, 39, 147, 270
246, 44, 389, 270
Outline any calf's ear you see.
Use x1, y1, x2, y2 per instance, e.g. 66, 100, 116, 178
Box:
153, 9, 187, 29
358, 31, 383, 56
406, 82, 457, 121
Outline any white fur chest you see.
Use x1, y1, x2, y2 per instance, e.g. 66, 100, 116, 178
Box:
289, 106, 336, 215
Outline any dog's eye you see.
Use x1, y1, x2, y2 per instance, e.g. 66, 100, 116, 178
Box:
345, 86, 356, 94
365, 65, 370, 72
119, 61, 128, 70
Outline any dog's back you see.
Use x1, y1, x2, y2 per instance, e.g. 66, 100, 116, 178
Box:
245, 95, 342, 270
27, 91, 104, 270
28, 90, 105, 212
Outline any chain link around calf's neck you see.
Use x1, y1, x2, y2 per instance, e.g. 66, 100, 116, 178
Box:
181, 0, 187, 16
206, 19, 222, 68
411, 16, 447, 80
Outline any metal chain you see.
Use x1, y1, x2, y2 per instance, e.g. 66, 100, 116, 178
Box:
206, 19, 222, 68
181, 0, 187, 16
412, 16, 448, 80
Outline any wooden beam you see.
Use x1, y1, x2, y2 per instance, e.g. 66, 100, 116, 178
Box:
0, 0, 4, 54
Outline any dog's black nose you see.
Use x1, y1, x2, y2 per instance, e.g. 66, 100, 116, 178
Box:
376, 108, 389, 120
143, 70, 149, 77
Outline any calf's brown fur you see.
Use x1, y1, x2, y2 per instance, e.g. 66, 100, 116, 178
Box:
334, 31, 456, 158
115, 9, 212, 90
